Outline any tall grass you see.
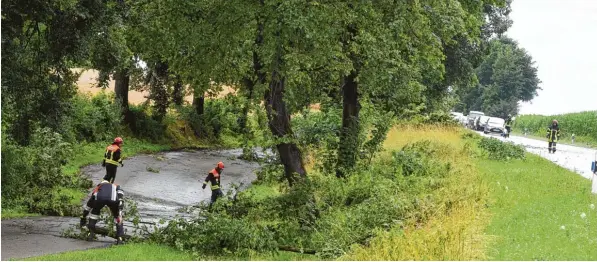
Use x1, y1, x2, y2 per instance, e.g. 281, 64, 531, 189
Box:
513, 111, 597, 143
342, 125, 490, 260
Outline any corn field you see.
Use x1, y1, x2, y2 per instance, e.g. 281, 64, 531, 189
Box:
512, 111, 597, 142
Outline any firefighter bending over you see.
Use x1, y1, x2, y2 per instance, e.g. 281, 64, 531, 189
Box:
80, 180, 126, 244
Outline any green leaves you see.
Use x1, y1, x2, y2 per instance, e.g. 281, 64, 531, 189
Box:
458, 37, 540, 117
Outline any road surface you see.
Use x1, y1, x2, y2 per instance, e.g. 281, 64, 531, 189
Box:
480, 132, 597, 183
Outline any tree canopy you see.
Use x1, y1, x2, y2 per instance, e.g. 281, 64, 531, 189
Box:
456, 37, 541, 118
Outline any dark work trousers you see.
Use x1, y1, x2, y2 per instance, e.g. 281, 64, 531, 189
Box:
103, 164, 118, 183
548, 142, 557, 153
209, 189, 223, 208
86, 199, 124, 238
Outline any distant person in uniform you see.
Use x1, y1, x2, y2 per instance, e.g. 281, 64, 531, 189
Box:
103, 137, 124, 183
546, 120, 561, 153
505, 114, 513, 138
202, 162, 225, 209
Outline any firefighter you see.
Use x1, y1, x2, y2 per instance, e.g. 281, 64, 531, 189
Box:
505, 114, 513, 138
103, 137, 124, 183
80, 180, 125, 244
202, 162, 225, 208
546, 120, 561, 153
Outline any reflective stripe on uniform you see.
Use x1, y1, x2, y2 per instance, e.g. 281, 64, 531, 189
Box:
104, 145, 122, 166
111, 184, 117, 201
211, 185, 220, 190
89, 214, 100, 220
105, 159, 120, 165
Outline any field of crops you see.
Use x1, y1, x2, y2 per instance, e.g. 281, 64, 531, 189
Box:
512, 111, 597, 142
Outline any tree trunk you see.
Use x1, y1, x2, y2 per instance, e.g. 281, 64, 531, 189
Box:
336, 24, 360, 178
265, 71, 306, 186
192, 87, 205, 116
239, 22, 264, 132
172, 75, 184, 106
151, 61, 169, 120
239, 77, 254, 132
336, 70, 360, 178
114, 68, 130, 123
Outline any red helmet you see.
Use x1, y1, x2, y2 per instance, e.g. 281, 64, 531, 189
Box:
114, 137, 124, 145
217, 161, 224, 169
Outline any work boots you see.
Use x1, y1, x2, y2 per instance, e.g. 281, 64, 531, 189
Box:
86, 218, 98, 241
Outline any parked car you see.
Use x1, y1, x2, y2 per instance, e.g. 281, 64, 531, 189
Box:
484, 117, 506, 134
467, 111, 484, 129
459, 115, 468, 126
450, 112, 464, 119
476, 115, 490, 131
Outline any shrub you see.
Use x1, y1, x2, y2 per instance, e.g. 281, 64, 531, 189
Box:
128, 104, 166, 141
64, 92, 123, 142
1, 127, 86, 215
151, 213, 278, 257
180, 96, 244, 141
478, 137, 525, 160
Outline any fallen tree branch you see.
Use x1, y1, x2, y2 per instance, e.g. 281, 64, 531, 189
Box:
278, 245, 317, 254
92, 226, 133, 240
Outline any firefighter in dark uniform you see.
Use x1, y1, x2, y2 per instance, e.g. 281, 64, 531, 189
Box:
202, 162, 225, 207
80, 180, 126, 244
505, 114, 513, 138
103, 137, 124, 183
546, 119, 561, 153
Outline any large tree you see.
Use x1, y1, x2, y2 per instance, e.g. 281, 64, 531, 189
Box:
334, 0, 513, 177
457, 37, 541, 118
1, 0, 120, 145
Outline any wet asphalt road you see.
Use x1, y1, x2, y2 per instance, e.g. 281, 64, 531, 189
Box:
1, 149, 263, 260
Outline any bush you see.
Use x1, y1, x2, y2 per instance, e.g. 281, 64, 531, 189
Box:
180, 96, 244, 142
64, 92, 123, 142
152, 213, 278, 257
1, 127, 86, 215
128, 104, 166, 141
478, 137, 525, 161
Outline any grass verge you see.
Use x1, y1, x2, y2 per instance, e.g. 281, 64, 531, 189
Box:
21, 243, 194, 261
478, 154, 597, 260
1, 207, 41, 220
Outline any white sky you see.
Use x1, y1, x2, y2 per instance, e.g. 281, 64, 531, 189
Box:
507, 0, 597, 115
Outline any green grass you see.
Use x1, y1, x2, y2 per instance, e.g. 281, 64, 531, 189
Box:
21, 243, 194, 261
1, 207, 40, 220
242, 184, 281, 202
478, 154, 597, 260
22, 243, 317, 261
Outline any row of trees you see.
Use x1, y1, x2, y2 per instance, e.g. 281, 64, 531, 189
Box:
2, 0, 516, 186
454, 37, 541, 118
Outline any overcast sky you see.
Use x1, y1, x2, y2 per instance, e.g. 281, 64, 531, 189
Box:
507, 0, 597, 115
